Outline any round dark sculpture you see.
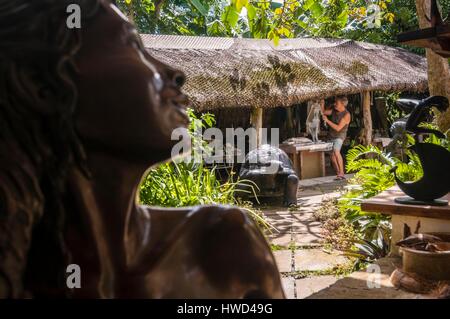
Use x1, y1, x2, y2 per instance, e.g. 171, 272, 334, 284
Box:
239, 145, 299, 206
390, 96, 450, 204
0, 0, 284, 298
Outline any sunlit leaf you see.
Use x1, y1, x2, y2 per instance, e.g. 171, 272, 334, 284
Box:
188, 0, 209, 16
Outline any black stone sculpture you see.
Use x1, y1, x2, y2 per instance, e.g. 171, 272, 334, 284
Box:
239, 145, 299, 206
0, 0, 284, 298
387, 98, 434, 155
390, 96, 450, 205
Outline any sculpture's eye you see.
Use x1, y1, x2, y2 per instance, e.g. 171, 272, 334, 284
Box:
125, 30, 164, 92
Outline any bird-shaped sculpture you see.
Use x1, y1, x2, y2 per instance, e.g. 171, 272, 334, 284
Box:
391, 96, 450, 205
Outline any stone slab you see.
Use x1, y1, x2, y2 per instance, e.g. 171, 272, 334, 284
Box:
306, 257, 431, 299
294, 249, 347, 272
273, 250, 293, 273
297, 174, 353, 189
291, 225, 323, 235
296, 276, 339, 299
292, 232, 323, 245
281, 277, 296, 299
290, 212, 316, 222
267, 233, 292, 247
296, 189, 324, 198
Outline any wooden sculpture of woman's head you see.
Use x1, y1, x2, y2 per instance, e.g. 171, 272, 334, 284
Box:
0, 0, 284, 298
0, 0, 189, 296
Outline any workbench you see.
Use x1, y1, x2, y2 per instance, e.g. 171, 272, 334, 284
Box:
280, 142, 333, 180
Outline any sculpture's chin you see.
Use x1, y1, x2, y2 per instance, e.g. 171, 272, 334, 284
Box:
157, 103, 190, 157
173, 102, 189, 123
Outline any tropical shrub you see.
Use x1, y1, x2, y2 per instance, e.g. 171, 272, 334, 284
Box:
313, 197, 340, 222
138, 109, 269, 229
314, 197, 358, 251
341, 143, 423, 218
337, 126, 448, 263
322, 217, 358, 251
337, 143, 422, 261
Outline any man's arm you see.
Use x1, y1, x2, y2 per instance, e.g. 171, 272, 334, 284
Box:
323, 112, 350, 132
320, 100, 332, 115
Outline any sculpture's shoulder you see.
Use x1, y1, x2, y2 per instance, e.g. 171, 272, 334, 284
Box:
137, 204, 253, 229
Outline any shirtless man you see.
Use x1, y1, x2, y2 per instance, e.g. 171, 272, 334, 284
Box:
320, 96, 351, 180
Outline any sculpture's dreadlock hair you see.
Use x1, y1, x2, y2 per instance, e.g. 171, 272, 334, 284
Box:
0, 0, 102, 297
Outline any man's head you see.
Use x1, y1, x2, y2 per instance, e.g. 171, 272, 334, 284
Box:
335, 96, 348, 110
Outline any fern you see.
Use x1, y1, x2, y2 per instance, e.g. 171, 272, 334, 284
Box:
339, 123, 448, 265
139, 109, 270, 230
346, 144, 395, 173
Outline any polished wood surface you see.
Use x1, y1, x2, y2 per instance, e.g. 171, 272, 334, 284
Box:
361, 186, 450, 220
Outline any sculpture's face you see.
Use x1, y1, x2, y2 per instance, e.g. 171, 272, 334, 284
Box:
75, 3, 189, 164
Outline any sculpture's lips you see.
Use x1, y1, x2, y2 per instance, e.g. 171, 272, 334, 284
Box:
174, 101, 187, 115
170, 98, 189, 127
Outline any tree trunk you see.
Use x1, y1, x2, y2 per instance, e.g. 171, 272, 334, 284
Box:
415, 0, 450, 131
362, 91, 372, 146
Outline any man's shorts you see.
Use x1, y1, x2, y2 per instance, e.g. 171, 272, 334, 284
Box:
330, 138, 344, 151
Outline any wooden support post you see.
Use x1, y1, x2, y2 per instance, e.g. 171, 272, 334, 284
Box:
250, 107, 263, 148
286, 107, 294, 138
362, 91, 372, 146
415, 0, 450, 131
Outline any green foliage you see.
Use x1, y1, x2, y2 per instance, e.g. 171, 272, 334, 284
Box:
322, 217, 359, 251
116, 1, 399, 42
116, 0, 450, 53
381, 91, 404, 126
139, 108, 269, 228
344, 144, 422, 202
141, 162, 228, 206
117, 0, 229, 36
313, 196, 340, 222
223, 0, 398, 43
341, 144, 421, 219
336, 126, 449, 263
419, 122, 450, 151
345, 236, 390, 264
331, 143, 421, 262
313, 197, 358, 251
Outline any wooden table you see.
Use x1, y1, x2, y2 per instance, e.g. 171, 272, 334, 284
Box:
361, 186, 450, 255
280, 142, 332, 180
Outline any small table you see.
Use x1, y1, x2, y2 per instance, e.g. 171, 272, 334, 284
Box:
361, 186, 450, 255
280, 142, 333, 179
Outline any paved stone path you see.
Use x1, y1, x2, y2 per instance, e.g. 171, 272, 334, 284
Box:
263, 176, 351, 299
307, 257, 429, 299
263, 174, 430, 299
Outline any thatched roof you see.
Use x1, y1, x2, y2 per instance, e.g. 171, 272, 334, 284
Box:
142, 35, 428, 111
